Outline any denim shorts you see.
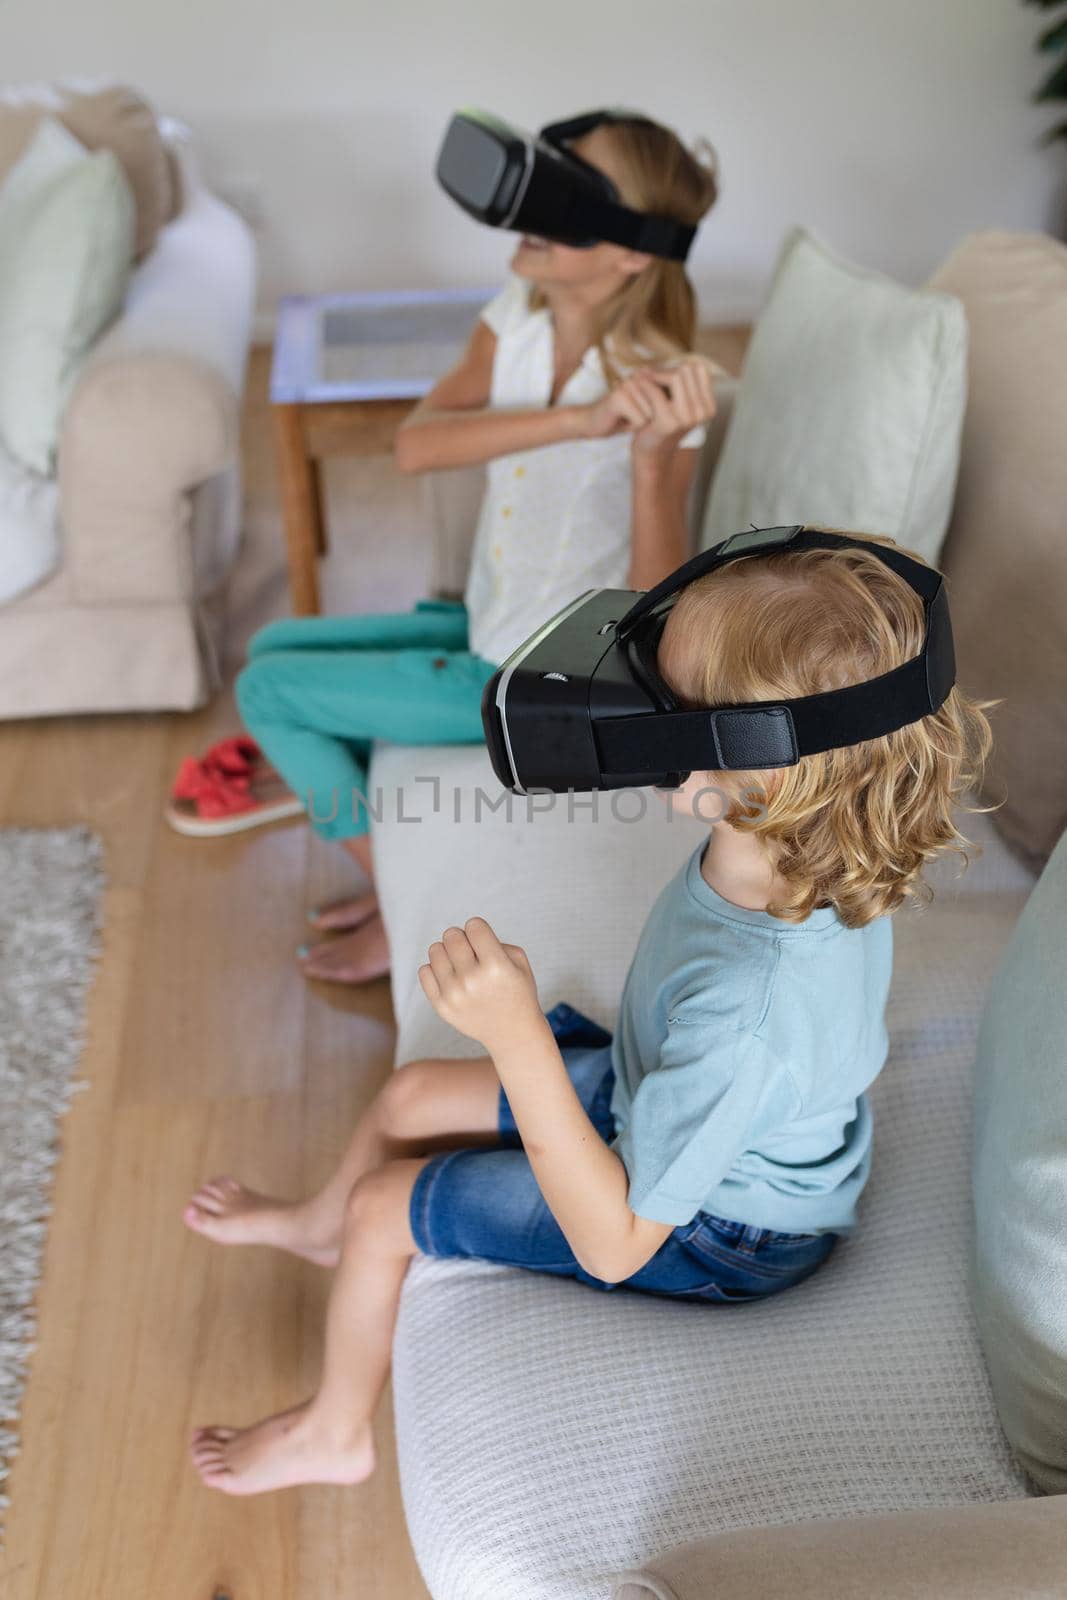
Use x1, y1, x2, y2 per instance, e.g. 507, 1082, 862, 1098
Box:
408, 1004, 839, 1303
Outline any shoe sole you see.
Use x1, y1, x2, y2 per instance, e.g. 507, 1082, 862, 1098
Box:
164, 796, 306, 838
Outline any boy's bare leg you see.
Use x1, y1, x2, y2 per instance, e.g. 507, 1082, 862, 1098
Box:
183, 1056, 501, 1265
192, 1156, 430, 1495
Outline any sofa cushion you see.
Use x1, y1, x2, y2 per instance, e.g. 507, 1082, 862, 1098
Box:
0, 82, 173, 258
0, 118, 134, 475
703, 226, 967, 564
972, 823, 1067, 1493
929, 232, 1067, 871
372, 744, 1036, 1599
613, 1498, 1067, 1600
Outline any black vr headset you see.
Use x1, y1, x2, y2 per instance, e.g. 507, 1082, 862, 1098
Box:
435, 108, 697, 262
481, 525, 956, 795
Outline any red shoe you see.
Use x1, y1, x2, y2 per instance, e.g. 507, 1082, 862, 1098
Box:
201, 735, 262, 777
165, 752, 304, 838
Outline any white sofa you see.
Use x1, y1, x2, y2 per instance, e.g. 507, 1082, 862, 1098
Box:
371, 236, 1067, 1598
0, 84, 255, 717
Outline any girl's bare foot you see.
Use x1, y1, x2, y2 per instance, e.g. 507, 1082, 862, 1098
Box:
297, 911, 390, 985
191, 1401, 376, 1495
306, 891, 379, 933
182, 1177, 339, 1267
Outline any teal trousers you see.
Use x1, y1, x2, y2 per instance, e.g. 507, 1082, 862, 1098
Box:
235, 600, 496, 840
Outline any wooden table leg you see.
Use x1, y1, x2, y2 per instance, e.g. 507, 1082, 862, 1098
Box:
311, 457, 328, 557
272, 401, 324, 615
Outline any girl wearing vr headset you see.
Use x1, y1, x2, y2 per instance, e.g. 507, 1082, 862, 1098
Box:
167, 110, 719, 988
186, 532, 992, 1497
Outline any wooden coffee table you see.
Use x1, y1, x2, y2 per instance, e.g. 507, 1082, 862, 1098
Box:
269, 287, 490, 614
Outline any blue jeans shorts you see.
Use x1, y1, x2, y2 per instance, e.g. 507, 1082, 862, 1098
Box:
408, 1005, 840, 1304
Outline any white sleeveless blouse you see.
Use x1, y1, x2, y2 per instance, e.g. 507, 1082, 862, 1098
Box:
464, 276, 706, 665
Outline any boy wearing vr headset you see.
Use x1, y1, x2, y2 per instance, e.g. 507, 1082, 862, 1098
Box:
187, 530, 992, 1497
168, 108, 719, 990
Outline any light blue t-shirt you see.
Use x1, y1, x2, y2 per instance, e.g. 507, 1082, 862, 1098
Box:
609, 843, 893, 1235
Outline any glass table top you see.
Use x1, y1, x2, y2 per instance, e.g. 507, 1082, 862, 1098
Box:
270, 286, 492, 405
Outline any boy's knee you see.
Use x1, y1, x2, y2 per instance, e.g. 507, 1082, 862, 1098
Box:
377, 1062, 432, 1137
344, 1167, 392, 1232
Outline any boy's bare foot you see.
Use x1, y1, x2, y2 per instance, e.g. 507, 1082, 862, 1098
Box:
182, 1177, 339, 1267
191, 1401, 376, 1495
297, 912, 390, 986
306, 891, 379, 932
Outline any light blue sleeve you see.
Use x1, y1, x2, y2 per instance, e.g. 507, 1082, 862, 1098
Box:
610, 1008, 786, 1227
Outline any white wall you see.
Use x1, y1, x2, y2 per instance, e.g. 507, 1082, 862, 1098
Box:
7, 0, 1063, 333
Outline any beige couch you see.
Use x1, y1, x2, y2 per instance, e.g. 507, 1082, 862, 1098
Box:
370, 232, 1067, 1598
0, 85, 255, 717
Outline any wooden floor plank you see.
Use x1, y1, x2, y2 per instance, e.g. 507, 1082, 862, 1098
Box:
35, 1098, 304, 1598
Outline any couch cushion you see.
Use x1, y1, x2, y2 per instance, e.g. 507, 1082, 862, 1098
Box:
614, 1499, 1067, 1600
0, 82, 173, 258
372, 744, 1035, 1599
703, 226, 966, 564
929, 232, 1067, 871
972, 823, 1067, 1493
0, 118, 134, 476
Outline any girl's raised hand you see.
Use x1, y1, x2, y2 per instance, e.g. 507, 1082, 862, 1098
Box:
628, 354, 717, 457
419, 918, 543, 1053
580, 383, 652, 440
579, 355, 716, 453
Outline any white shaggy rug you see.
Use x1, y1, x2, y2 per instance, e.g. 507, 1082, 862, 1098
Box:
0, 827, 103, 1528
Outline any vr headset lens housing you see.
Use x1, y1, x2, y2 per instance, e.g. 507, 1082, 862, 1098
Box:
481, 526, 957, 796
436, 112, 530, 226
435, 108, 697, 260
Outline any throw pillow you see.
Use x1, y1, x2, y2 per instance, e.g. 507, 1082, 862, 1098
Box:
703, 226, 967, 565
972, 823, 1067, 1493
0, 83, 173, 260
0, 117, 134, 476
0, 436, 60, 603
930, 232, 1067, 871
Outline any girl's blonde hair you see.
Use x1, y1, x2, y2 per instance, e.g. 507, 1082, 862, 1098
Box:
659, 532, 997, 930
530, 114, 719, 380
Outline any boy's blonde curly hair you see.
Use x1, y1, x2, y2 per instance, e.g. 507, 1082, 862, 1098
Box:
658, 531, 996, 929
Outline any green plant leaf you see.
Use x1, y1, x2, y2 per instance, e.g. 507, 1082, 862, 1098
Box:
1040, 117, 1067, 143
1034, 55, 1067, 99
1037, 14, 1067, 48
1024, 0, 1067, 13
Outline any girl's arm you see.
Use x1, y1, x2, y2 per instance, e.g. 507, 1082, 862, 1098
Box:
629, 448, 697, 589
419, 920, 674, 1284
623, 357, 717, 590
395, 320, 594, 474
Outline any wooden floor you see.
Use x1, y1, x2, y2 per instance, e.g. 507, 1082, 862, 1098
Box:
0, 329, 749, 1600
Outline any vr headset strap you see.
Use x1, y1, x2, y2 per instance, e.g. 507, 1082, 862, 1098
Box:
568, 197, 696, 261
597, 594, 954, 773
598, 531, 956, 774
618, 528, 943, 637
540, 107, 697, 262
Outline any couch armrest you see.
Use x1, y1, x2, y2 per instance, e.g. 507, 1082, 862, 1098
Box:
613, 1497, 1062, 1600
57, 175, 256, 605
